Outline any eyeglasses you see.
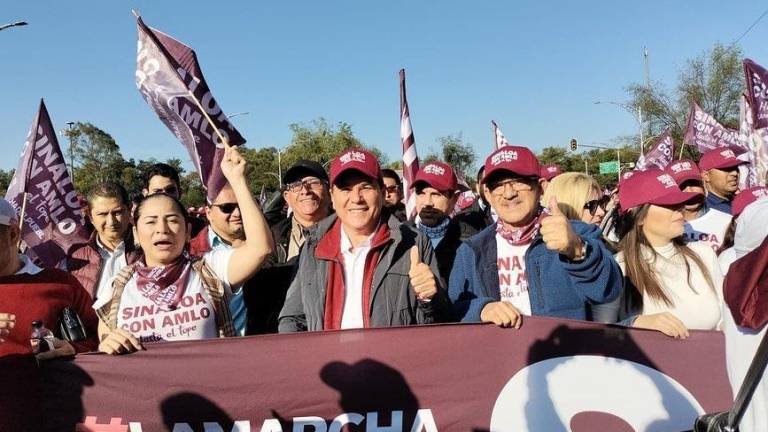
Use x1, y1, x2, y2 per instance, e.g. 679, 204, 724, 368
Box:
384, 185, 400, 194
285, 178, 326, 193
488, 178, 535, 193
211, 203, 239, 214
583, 196, 610, 215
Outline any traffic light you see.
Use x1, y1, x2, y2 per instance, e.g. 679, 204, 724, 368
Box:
570, 138, 578, 151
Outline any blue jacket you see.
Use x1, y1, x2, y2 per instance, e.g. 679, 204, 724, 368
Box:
448, 220, 622, 322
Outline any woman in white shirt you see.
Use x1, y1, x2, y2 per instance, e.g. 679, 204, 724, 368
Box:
97, 146, 273, 354
614, 169, 723, 338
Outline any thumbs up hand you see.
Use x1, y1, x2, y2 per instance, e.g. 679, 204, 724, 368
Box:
539, 196, 585, 260
409, 245, 438, 301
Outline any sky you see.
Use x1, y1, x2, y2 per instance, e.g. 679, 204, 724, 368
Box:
3, 1, 768, 172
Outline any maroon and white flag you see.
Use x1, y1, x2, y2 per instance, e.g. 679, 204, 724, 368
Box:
744, 58, 768, 129
683, 101, 743, 153
635, 128, 674, 170
492, 120, 510, 150
135, 16, 246, 202
399, 69, 419, 219
739, 94, 759, 189
4, 99, 88, 268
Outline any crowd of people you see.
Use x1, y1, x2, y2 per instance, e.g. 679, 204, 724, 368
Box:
1, 142, 767, 428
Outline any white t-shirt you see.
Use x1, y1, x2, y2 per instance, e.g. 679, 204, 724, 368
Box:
683, 208, 732, 252
116, 249, 233, 343
92, 238, 128, 310
616, 242, 723, 330
339, 229, 374, 330
495, 234, 532, 315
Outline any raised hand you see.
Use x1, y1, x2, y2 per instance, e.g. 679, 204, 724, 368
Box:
409, 246, 437, 301
220, 145, 246, 181
540, 196, 584, 260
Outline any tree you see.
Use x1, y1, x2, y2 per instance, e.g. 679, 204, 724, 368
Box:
62, 122, 128, 195
438, 133, 476, 182
0, 169, 14, 196
625, 43, 743, 159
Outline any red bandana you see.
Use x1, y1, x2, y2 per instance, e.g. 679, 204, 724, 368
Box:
495, 210, 546, 246
133, 255, 193, 312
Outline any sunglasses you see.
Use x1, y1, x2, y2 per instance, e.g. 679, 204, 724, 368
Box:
211, 203, 239, 214
384, 185, 400, 193
583, 196, 610, 215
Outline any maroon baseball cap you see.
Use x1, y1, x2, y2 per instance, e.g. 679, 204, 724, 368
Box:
329, 148, 382, 185
733, 186, 768, 218
540, 164, 562, 181
412, 161, 458, 193
665, 159, 701, 185
698, 148, 748, 171
483, 146, 541, 182
618, 169, 703, 213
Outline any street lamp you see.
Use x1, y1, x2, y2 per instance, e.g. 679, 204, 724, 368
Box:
594, 100, 644, 157
0, 21, 28, 31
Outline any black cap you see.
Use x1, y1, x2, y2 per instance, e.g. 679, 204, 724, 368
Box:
282, 160, 329, 185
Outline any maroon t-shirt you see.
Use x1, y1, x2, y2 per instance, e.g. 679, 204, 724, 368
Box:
0, 268, 99, 357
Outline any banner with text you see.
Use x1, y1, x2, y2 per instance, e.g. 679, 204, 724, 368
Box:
3, 318, 733, 432
636, 128, 674, 170
135, 16, 246, 202
4, 99, 88, 269
684, 101, 743, 153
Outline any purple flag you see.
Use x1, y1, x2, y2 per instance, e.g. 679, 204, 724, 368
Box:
135, 16, 245, 202
4, 100, 88, 268
744, 58, 768, 130
683, 101, 743, 153
636, 128, 674, 170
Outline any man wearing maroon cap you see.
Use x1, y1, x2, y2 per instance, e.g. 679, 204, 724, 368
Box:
448, 146, 622, 327
699, 148, 748, 214
278, 148, 449, 332
411, 161, 478, 285
666, 160, 732, 252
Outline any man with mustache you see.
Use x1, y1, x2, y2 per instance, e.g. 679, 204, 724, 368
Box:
190, 183, 253, 335
665, 159, 732, 252
449, 146, 622, 327
699, 148, 748, 215
68, 182, 140, 306
279, 148, 449, 332
411, 161, 476, 285
229, 160, 333, 334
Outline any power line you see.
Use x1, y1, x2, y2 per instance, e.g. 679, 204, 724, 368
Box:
733, 7, 768, 46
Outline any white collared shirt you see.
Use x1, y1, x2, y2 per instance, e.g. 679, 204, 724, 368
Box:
15, 254, 43, 275
91, 237, 127, 310
339, 227, 375, 330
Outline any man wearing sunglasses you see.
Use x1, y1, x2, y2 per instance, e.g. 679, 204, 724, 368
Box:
666, 159, 732, 252
189, 182, 271, 336
381, 169, 407, 222
449, 146, 622, 328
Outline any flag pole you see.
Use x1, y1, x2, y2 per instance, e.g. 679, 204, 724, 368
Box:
17, 192, 27, 248
187, 93, 231, 149
678, 142, 686, 160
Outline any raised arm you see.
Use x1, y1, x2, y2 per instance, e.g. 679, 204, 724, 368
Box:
220, 146, 274, 286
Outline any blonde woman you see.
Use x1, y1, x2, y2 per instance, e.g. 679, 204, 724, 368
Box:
541, 172, 608, 225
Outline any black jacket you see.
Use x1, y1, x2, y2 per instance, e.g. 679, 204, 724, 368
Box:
410, 217, 478, 287
454, 199, 493, 236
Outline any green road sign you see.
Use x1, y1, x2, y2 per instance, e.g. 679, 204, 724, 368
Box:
599, 161, 619, 174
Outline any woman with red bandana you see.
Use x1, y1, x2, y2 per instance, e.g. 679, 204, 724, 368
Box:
96, 146, 273, 354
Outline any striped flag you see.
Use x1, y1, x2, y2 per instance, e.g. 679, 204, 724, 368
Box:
399, 69, 419, 219
739, 94, 759, 189
491, 120, 510, 150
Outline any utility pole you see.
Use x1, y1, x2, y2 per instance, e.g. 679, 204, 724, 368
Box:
66, 122, 75, 183
642, 47, 651, 153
